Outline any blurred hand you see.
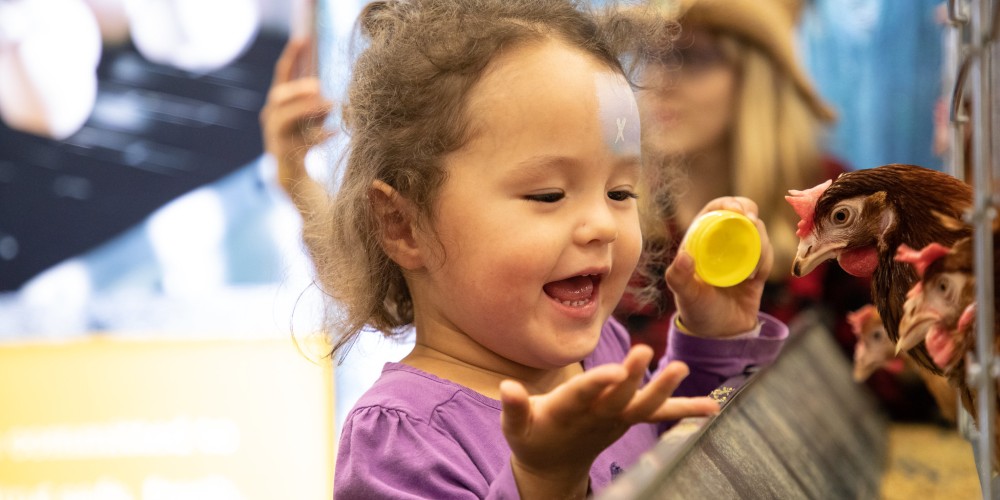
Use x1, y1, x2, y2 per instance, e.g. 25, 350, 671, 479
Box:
260, 37, 334, 196
499, 346, 718, 497
666, 196, 773, 337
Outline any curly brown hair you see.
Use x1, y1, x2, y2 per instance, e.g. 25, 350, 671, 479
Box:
305, 0, 673, 358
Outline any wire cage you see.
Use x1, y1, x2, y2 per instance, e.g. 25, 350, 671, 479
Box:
943, 0, 999, 497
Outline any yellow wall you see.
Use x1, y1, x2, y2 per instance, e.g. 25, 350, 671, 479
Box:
0, 336, 334, 499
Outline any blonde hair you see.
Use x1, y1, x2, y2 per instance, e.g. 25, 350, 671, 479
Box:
307, 0, 668, 358
729, 34, 826, 278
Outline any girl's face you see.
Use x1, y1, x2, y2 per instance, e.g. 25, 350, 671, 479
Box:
409, 39, 643, 371
636, 29, 738, 156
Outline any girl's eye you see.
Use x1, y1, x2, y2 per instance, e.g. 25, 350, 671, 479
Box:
608, 190, 639, 202
526, 192, 564, 203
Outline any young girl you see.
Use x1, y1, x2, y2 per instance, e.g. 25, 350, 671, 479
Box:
310, 1, 788, 497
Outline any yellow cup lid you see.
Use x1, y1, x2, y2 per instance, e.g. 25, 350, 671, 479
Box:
684, 210, 761, 287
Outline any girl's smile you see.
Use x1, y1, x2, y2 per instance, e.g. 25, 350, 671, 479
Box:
543, 271, 604, 317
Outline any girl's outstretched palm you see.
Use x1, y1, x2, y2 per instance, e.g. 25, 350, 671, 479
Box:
499, 346, 719, 496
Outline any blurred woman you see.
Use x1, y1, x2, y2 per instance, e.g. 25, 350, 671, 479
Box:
617, 0, 946, 422
620, 0, 854, 342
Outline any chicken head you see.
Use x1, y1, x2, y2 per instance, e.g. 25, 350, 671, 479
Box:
895, 241, 975, 368
848, 304, 899, 382
786, 181, 891, 278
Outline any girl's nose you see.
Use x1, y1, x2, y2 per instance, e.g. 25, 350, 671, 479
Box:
575, 199, 618, 246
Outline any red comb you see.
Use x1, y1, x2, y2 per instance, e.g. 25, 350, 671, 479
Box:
785, 179, 832, 238
846, 304, 878, 337
894, 243, 952, 278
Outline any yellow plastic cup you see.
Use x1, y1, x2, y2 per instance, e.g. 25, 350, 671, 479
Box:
683, 210, 761, 287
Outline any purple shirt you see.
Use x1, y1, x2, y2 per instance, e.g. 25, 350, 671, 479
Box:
334, 314, 787, 498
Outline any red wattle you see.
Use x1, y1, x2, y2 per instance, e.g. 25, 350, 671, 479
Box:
925, 325, 954, 369
838, 247, 879, 277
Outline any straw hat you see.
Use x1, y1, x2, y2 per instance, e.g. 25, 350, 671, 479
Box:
645, 0, 837, 122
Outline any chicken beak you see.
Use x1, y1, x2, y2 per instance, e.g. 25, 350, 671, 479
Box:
791, 236, 845, 277
896, 312, 936, 354
853, 359, 880, 382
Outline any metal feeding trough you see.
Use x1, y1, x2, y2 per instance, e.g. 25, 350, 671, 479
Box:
598, 312, 888, 499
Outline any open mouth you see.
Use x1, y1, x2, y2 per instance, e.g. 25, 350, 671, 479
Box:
543, 274, 602, 308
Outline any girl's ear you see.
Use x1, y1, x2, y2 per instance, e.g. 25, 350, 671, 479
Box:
369, 180, 424, 270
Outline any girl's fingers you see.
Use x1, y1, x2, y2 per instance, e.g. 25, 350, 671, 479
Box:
273, 37, 310, 85
567, 364, 629, 402
621, 360, 688, 421
593, 346, 653, 414
267, 77, 326, 108
752, 216, 773, 282
693, 196, 758, 220
500, 380, 532, 437
725, 196, 759, 219
666, 250, 711, 304
622, 344, 655, 375
271, 99, 333, 141
542, 364, 629, 421
303, 128, 335, 146
282, 98, 333, 129
652, 396, 721, 421
261, 79, 328, 136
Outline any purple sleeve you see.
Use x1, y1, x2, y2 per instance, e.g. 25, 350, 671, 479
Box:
335, 406, 520, 499
662, 312, 788, 397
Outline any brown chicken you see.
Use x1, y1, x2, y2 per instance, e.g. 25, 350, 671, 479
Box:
848, 304, 958, 423
895, 235, 999, 470
785, 164, 972, 375
848, 304, 898, 382
895, 241, 979, 366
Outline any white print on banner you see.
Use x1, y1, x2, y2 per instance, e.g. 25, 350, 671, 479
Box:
594, 72, 640, 157
0, 416, 240, 461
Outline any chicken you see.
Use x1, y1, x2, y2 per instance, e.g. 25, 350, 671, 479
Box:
895, 241, 978, 367
895, 235, 1000, 470
848, 303, 958, 423
786, 164, 972, 375
847, 304, 898, 382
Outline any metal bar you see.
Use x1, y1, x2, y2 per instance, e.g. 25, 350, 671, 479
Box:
948, 0, 970, 179
952, 47, 972, 181
968, 0, 997, 497
952, 0, 971, 23
952, 51, 975, 124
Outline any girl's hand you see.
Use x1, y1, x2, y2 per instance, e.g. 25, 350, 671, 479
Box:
666, 196, 773, 338
499, 346, 719, 498
259, 37, 334, 195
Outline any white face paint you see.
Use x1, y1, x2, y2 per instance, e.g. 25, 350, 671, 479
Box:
594, 72, 641, 157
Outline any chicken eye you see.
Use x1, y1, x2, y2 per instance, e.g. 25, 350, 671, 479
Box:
936, 278, 949, 295
832, 207, 852, 225
873, 330, 883, 340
